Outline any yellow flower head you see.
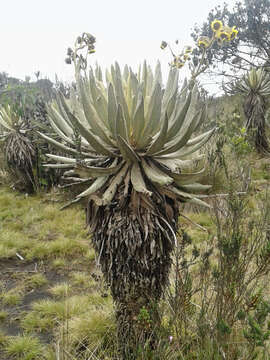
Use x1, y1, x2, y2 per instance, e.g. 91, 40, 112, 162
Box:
197, 36, 211, 48
217, 29, 231, 42
211, 19, 223, 32
230, 26, 238, 40
184, 54, 190, 61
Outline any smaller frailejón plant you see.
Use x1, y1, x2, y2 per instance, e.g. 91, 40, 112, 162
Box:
0, 105, 36, 192
229, 68, 270, 155
40, 33, 215, 358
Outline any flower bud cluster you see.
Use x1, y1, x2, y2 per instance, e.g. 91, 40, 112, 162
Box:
160, 41, 193, 69
65, 33, 96, 65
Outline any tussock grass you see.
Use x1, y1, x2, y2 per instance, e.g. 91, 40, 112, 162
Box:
5, 335, 45, 360
0, 310, 8, 322
0, 231, 32, 258
66, 307, 116, 356
51, 258, 67, 269
21, 295, 106, 333
1, 289, 23, 306
25, 273, 48, 290
70, 271, 95, 289
0, 330, 7, 347
49, 282, 70, 298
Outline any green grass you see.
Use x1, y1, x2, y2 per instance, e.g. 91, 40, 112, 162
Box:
0, 330, 7, 347
48, 282, 70, 298
0, 310, 8, 322
0, 186, 89, 262
70, 271, 95, 289
51, 258, 67, 269
25, 237, 88, 260
67, 307, 116, 356
5, 335, 45, 360
25, 274, 48, 290
1, 289, 23, 306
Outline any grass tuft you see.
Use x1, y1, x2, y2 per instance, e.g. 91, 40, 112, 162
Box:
49, 282, 70, 298
25, 273, 48, 290
5, 335, 45, 360
0, 310, 8, 323
1, 289, 23, 306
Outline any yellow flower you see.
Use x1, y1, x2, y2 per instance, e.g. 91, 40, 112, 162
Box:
197, 36, 211, 48
184, 54, 190, 61
211, 19, 223, 32
217, 30, 231, 42
230, 26, 238, 40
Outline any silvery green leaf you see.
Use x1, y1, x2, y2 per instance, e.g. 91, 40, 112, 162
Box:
146, 112, 168, 155
141, 82, 162, 146
123, 65, 129, 81
115, 104, 128, 141
44, 164, 74, 169
46, 154, 77, 164
171, 168, 205, 185
175, 128, 215, 158
179, 183, 212, 193
117, 135, 140, 163
131, 162, 152, 196
186, 197, 211, 208
76, 76, 109, 144
114, 62, 131, 132
132, 92, 145, 146
107, 83, 117, 137
76, 176, 109, 199
146, 65, 154, 97
168, 186, 210, 208
47, 112, 76, 147
88, 69, 108, 124
37, 132, 82, 156
187, 128, 215, 147
166, 90, 192, 140
142, 60, 148, 98
153, 158, 182, 172
48, 105, 74, 137
142, 159, 173, 186
154, 61, 162, 87
0, 108, 13, 131
162, 68, 178, 111
155, 109, 201, 156
67, 111, 116, 157
75, 162, 123, 178
101, 163, 129, 205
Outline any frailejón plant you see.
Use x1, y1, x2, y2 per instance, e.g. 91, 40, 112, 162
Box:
39, 33, 215, 358
230, 68, 270, 154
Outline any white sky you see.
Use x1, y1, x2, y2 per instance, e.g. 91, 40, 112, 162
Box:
0, 0, 235, 87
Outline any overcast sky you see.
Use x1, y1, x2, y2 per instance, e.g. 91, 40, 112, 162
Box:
0, 0, 235, 87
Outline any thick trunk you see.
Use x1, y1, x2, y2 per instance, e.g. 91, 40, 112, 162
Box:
87, 190, 179, 358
